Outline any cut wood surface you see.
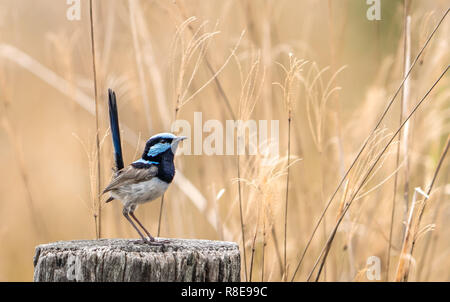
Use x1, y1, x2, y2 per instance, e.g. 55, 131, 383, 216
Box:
33, 238, 240, 282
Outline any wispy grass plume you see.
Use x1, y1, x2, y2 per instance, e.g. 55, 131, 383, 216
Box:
89, 0, 102, 239
274, 53, 307, 280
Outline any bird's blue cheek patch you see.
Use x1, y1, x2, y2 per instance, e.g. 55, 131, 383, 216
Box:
147, 143, 171, 157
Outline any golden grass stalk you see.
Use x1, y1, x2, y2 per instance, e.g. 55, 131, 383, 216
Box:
171, 17, 244, 120
213, 188, 226, 241
171, 17, 217, 120
283, 108, 291, 282
394, 187, 421, 282
238, 151, 300, 282
89, 0, 102, 239
73, 132, 109, 238
237, 152, 247, 281
336, 179, 350, 222
157, 194, 164, 237
302, 63, 346, 152
339, 128, 398, 279
175, 2, 236, 120
308, 65, 449, 282
235, 52, 265, 281
290, 9, 449, 281
347, 129, 405, 203
403, 135, 450, 281
400, 14, 412, 235
261, 218, 266, 282
417, 168, 449, 281
240, 136, 284, 283
301, 61, 345, 280
236, 143, 248, 281
248, 212, 259, 282
274, 53, 307, 280
387, 1, 411, 280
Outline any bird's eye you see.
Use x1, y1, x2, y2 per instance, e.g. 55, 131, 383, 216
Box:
160, 140, 166, 144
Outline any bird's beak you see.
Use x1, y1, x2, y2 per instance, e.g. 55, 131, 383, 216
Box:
175, 136, 187, 142
172, 136, 187, 147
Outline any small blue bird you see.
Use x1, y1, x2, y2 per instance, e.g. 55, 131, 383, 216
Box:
103, 89, 186, 244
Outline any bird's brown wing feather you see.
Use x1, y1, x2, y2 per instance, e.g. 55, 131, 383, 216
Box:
102, 165, 158, 193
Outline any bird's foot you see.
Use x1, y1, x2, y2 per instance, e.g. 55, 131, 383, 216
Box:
154, 238, 171, 245
145, 237, 171, 246
128, 238, 170, 246
139, 236, 168, 246
126, 238, 153, 245
128, 239, 150, 245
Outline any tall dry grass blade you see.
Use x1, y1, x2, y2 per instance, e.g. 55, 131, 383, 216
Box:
395, 187, 420, 282
417, 169, 449, 281
235, 53, 265, 282
89, 0, 102, 239
72, 132, 109, 238
274, 54, 307, 280
261, 219, 266, 282
302, 62, 346, 280
237, 153, 248, 281
308, 65, 449, 282
175, 2, 236, 120
401, 12, 412, 240
249, 221, 259, 282
336, 179, 350, 222
157, 194, 164, 237
177, 31, 245, 114
170, 16, 243, 122
283, 114, 291, 281
387, 141, 402, 279
405, 135, 450, 281
290, 8, 449, 281
387, 1, 411, 280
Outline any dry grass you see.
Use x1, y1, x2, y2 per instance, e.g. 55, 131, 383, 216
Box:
0, 0, 448, 281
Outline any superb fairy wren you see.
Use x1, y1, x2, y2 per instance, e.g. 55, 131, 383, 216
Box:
103, 89, 186, 244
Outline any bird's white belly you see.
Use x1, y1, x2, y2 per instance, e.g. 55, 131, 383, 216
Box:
113, 178, 169, 205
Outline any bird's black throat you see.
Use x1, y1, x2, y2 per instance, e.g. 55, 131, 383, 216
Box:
136, 148, 175, 183
156, 151, 175, 183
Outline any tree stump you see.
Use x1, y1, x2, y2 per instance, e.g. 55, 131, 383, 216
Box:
33, 238, 240, 282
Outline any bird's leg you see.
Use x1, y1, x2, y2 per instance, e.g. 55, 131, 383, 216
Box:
122, 208, 150, 244
129, 211, 155, 242
130, 211, 170, 244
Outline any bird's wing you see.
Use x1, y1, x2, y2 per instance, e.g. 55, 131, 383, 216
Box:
102, 164, 158, 193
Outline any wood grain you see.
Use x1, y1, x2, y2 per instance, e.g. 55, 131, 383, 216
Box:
33, 238, 240, 282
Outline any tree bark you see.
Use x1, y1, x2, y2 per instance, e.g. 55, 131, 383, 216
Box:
33, 238, 240, 282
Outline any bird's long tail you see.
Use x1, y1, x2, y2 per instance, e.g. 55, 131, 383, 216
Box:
108, 88, 124, 171
106, 88, 124, 203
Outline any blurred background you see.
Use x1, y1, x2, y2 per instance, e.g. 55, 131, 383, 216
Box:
0, 0, 448, 281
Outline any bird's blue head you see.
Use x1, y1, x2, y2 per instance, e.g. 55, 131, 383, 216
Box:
141, 133, 186, 163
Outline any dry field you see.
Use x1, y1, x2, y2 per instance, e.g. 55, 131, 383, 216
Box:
0, 0, 448, 281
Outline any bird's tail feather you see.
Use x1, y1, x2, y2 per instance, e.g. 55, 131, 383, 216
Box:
108, 88, 124, 171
